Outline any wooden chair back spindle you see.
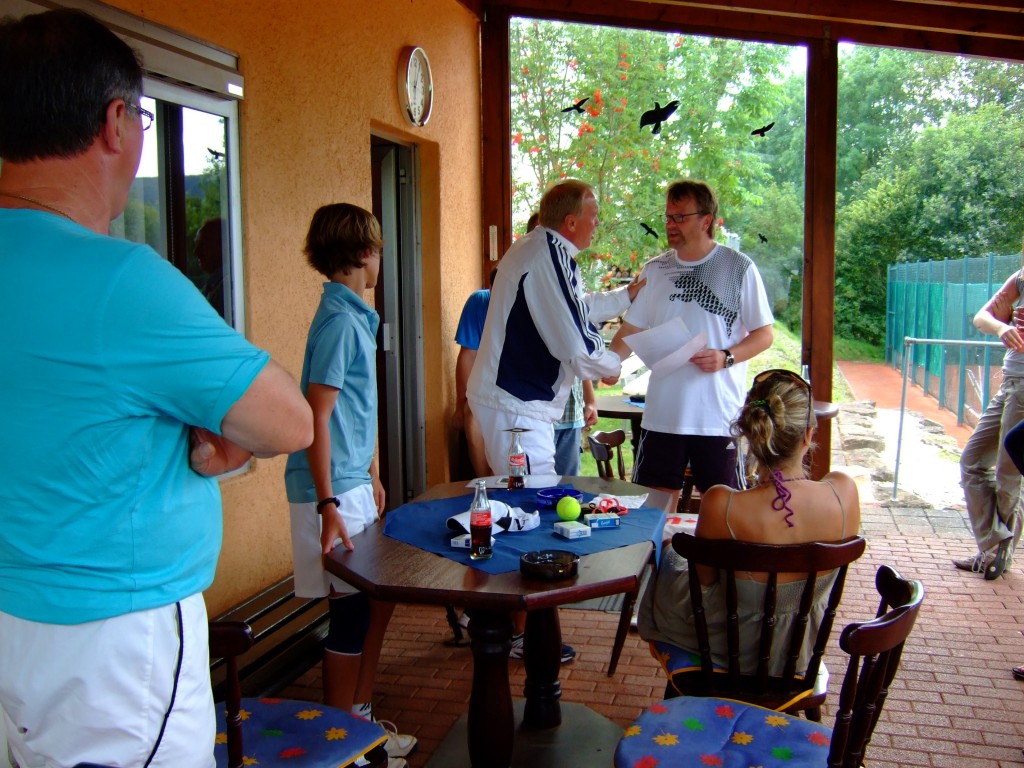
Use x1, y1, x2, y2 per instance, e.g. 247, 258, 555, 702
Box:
669, 532, 866, 717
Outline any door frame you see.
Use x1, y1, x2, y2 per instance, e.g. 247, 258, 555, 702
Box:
371, 136, 426, 508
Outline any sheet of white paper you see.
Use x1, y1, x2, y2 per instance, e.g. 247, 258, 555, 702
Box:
653, 330, 707, 374
625, 318, 708, 376
624, 317, 691, 367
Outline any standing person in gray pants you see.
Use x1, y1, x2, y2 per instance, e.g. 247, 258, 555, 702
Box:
954, 253, 1024, 581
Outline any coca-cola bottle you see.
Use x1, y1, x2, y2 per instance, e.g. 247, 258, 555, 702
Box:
507, 429, 527, 490
469, 480, 492, 560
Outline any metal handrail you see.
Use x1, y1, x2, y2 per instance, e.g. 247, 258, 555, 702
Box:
892, 337, 1003, 500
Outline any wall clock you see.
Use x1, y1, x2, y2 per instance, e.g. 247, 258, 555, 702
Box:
398, 46, 433, 127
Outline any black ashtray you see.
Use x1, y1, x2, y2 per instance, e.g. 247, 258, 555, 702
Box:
628, 393, 646, 403
520, 550, 580, 580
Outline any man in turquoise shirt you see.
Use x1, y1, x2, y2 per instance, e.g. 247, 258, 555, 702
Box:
0, 10, 312, 766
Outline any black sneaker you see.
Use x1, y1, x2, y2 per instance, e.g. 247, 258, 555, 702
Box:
985, 538, 1013, 580
508, 633, 576, 664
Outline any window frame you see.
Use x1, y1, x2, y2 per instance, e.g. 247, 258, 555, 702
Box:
3, 0, 247, 331
142, 78, 246, 330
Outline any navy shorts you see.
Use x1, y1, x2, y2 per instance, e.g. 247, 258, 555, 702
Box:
632, 429, 737, 492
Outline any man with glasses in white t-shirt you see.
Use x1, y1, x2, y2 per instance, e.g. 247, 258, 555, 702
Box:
610, 179, 774, 514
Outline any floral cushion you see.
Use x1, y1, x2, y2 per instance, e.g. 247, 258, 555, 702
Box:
214, 697, 387, 767
615, 696, 832, 768
614, 696, 831, 768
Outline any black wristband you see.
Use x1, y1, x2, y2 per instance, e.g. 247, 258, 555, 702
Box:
316, 496, 340, 514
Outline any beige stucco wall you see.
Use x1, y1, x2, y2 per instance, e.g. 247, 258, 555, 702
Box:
106, 0, 483, 613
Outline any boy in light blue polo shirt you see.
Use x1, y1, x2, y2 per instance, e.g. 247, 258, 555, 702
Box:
284, 203, 415, 762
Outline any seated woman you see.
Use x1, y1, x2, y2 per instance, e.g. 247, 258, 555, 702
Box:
638, 368, 861, 677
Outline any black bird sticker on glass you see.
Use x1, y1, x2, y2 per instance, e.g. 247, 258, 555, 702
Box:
757, 233, 768, 243
750, 122, 775, 138
561, 98, 589, 114
639, 100, 679, 135
641, 222, 659, 238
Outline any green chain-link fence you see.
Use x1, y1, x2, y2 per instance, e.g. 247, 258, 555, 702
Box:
887, 253, 1020, 428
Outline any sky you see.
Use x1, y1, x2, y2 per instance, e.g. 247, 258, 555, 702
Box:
137, 97, 227, 179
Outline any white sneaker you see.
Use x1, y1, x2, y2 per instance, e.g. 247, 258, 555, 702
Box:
508, 632, 525, 659
378, 719, 417, 758
356, 754, 406, 768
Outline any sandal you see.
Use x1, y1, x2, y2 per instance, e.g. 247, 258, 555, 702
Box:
985, 537, 1013, 581
1013, 665, 1024, 681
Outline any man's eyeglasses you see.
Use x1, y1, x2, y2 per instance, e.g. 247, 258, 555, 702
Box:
663, 211, 706, 224
126, 103, 154, 131
751, 368, 816, 430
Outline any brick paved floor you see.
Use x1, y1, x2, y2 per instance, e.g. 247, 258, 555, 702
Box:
281, 406, 1024, 767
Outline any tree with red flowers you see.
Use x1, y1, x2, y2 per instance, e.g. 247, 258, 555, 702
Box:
510, 19, 789, 287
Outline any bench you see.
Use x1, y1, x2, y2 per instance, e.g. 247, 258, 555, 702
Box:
209, 576, 328, 700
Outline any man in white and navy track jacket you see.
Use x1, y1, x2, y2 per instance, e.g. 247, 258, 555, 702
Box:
467, 179, 643, 475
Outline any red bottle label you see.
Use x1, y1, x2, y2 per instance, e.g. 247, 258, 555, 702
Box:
470, 510, 491, 527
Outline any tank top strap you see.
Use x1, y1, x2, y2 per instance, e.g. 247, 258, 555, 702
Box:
822, 478, 847, 537
724, 489, 739, 540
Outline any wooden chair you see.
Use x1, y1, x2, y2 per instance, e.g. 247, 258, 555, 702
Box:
588, 429, 627, 480
210, 621, 389, 768
650, 532, 866, 720
615, 565, 925, 768
678, 464, 697, 513
589, 427, 642, 676
607, 560, 649, 677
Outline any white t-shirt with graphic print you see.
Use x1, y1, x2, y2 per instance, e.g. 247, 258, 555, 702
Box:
624, 245, 774, 436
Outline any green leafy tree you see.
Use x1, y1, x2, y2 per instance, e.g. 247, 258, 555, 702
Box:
836, 102, 1024, 343
184, 152, 226, 281
510, 19, 790, 288
511, 25, 1024, 349
759, 73, 806, 192
728, 181, 805, 325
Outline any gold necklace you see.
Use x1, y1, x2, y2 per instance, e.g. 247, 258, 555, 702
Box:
0, 191, 73, 221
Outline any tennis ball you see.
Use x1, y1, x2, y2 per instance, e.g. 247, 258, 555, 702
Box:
556, 496, 582, 521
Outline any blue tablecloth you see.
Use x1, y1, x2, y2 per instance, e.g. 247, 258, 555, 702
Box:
382, 484, 665, 575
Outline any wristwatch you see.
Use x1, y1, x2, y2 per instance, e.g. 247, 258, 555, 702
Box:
316, 496, 340, 514
722, 349, 735, 369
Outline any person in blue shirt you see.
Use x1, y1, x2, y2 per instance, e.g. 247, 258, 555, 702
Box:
553, 378, 598, 475
0, 10, 312, 766
284, 203, 415, 763
453, 266, 498, 478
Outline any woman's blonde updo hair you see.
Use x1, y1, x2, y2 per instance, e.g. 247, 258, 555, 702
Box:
732, 370, 814, 476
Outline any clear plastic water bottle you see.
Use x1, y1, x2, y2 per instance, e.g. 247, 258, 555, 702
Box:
469, 480, 492, 560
